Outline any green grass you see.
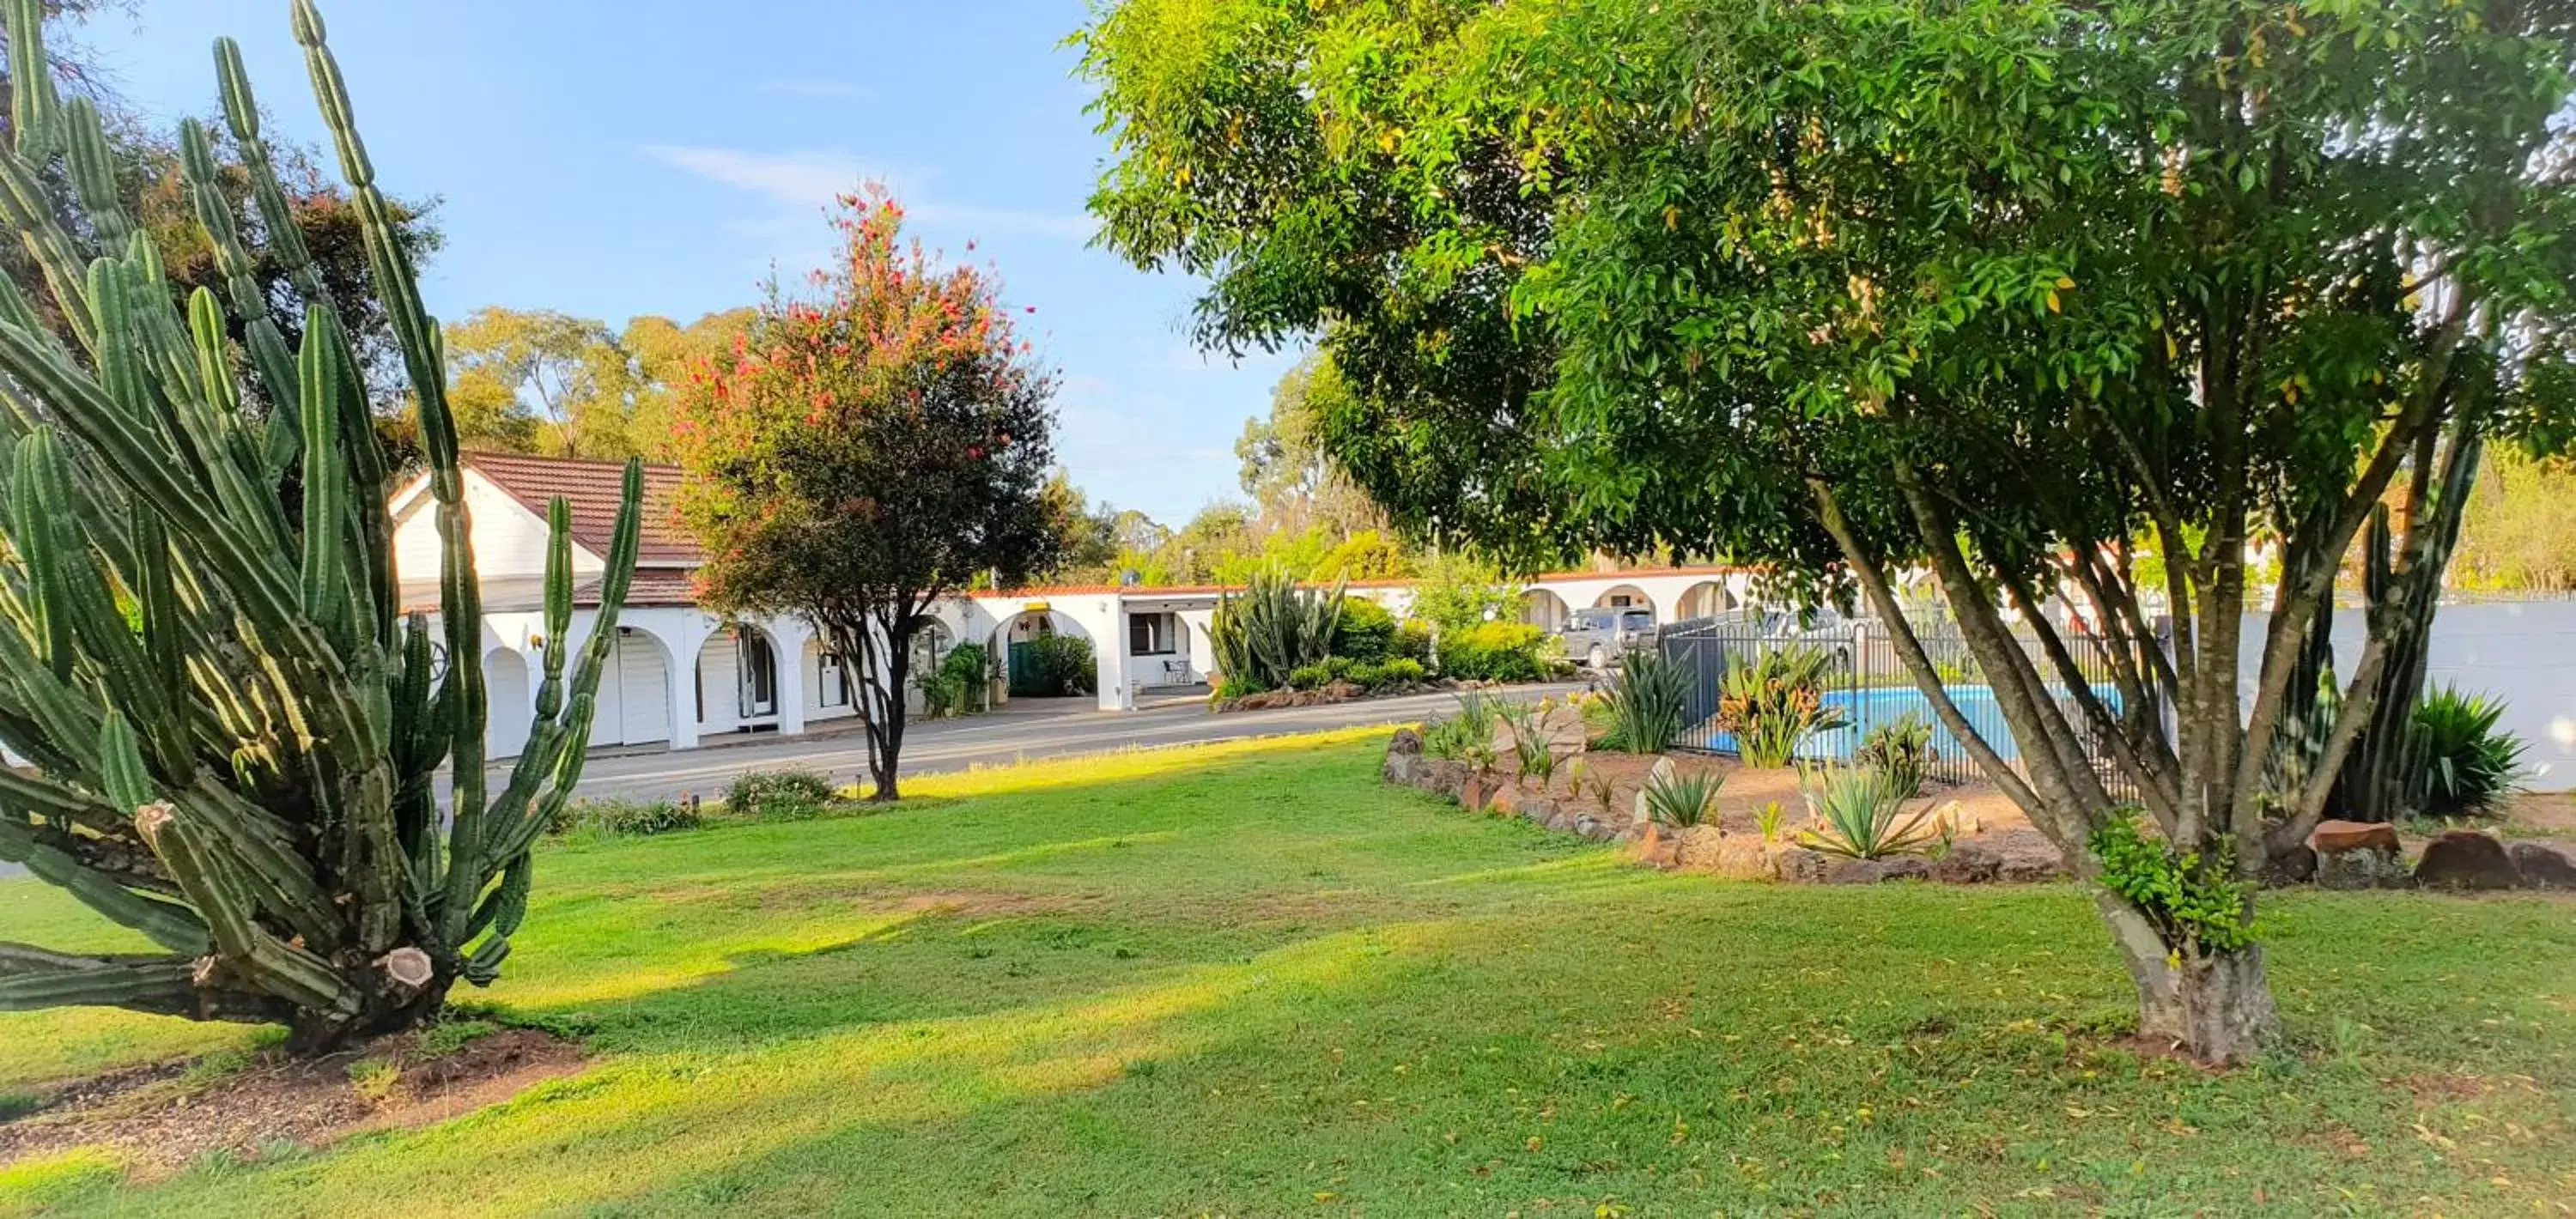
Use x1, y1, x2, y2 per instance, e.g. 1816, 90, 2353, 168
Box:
4, 727, 2574, 1216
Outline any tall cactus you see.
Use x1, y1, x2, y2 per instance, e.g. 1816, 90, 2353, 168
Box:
1210, 568, 1346, 689
0, 1, 642, 1048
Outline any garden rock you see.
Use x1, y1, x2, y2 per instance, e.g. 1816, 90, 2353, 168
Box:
1518, 795, 1561, 828
2316, 845, 2406, 891
1422, 760, 1466, 796
2309, 819, 2400, 854
1823, 856, 1931, 884
1381, 751, 1422, 787
1773, 847, 1830, 884
1459, 775, 1493, 813
2415, 830, 2519, 891
1490, 785, 1524, 818
1670, 825, 1728, 869
1388, 727, 1424, 756
2261, 845, 2318, 886
1929, 841, 2002, 885
2506, 841, 2576, 890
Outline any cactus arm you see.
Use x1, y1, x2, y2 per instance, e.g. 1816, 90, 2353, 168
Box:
490, 461, 644, 862
214, 38, 332, 310
0, 955, 203, 1018
0, 149, 98, 354
0, 805, 210, 956
61, 99, 131, 251
3, 0, 61, 160
296, 312, 349, 645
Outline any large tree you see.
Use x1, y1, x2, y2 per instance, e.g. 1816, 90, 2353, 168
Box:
1079, 0, 2576, 1063
439, 306, 752, 460
672, 190, 1061, 800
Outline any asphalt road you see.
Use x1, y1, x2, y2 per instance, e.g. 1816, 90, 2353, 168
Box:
0, 686, 1578, 882
556, 683, 1583, 803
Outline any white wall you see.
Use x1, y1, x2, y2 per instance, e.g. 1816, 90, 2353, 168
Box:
2242, 600, 2576, 792
392, 470, 605, 585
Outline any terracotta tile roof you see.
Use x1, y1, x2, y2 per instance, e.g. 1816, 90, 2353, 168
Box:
463, 452, 700, 566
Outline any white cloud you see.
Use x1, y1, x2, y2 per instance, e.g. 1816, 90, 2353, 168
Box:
756, 77, 871, 100
642, 145, 1092, 241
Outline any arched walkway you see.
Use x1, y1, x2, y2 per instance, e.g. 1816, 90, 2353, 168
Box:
897, 619, 957, 716
996, 609, 1095, 698
1675, 580, 1735, 622
1520, 588, 1571, 632
483, 646, 532, 758
1593, 583, 1657, 618
697, 622, 783, 737
591, 626, 675, 748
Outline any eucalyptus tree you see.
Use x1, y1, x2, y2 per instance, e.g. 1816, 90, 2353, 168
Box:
1078, 0, 2576, 1062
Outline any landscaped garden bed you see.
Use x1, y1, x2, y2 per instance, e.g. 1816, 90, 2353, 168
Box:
1382, 663, 2576, 892
1207, 573, 1569, 712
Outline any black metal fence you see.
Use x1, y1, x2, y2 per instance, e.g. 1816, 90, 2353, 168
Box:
1656, 614, 2154, 801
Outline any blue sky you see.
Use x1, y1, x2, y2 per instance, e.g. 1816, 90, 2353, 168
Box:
81, 0, 1294, 525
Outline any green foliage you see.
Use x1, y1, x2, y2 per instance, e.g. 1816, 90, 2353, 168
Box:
1856, 713, 1936, 798
1419, 692, 1500, 761
1389, 620, 1434, 665
1717, 646, 1848, 767
1595, 649, 1688, 754
1753, 800, 1789, 843
919, 641, 991, 719
1796, 765, 1938, 860
1496, 700, 1558, 785
1435, 621, 1552, 683
725, 770, 841, 819
2089, 810, 2258, 955
0, 1089, 39, 1122
1407, 554, 1516, 631
1331, 597, 1400, 662
0, 1, 642, 1044
1284, 658, 1351, 691
1346, 658, 1425, 692
1210, 675, 1268, 702
1021, 634, 1098, 697
2406, 686, 2528, 817
554, 799, 702, 839
1640, 760, 1721, 828
2454, 449, 2576, 591
1211, 567, 1344, 688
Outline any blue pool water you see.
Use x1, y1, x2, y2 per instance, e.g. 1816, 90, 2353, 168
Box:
1702, 683, 2122, 764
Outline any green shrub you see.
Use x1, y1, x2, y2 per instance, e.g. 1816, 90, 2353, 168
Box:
1640, 759, 1722, 828
1437, 621, 1553, 682
1391, 620, 1435, 664
1348, 657, 1427, 691
0, 1090, 40, 1122
2406, 684, 2526, 817
1022, 634, 1098, 695
1795, 764, 1937, 859
1333, 597, 1400, 662
918, 642, 990, 717
1716, 645, 1848, 767
556, 798, 702, 838
2089, 808, 2257, 955
1856, 713, 1936, 797
726, 770, 840, 819
1596, 649, 1689, 753
1285, 662, 1334, 690
1211, 674, 1270, 702
1420, 691, 1501, 760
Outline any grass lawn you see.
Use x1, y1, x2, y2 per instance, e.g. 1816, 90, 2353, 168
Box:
4, 728, 2573, 1216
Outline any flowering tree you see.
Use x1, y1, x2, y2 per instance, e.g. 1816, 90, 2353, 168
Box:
672, 191, 1062, 799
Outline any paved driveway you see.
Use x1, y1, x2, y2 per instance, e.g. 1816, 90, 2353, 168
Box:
556, 683, 1582, 803
0, 686, 1581, 882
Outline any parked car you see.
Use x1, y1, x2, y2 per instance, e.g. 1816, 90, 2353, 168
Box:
1559, 607, 1658, 670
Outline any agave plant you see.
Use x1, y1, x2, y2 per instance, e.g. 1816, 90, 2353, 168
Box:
1637, 757, 1722, 828
2404, 685, 2527, 817
1211, 567, 1344, 689
1796, 764, 1940, 860
0, 1, 641, 1049
1596, 648, 1689, 754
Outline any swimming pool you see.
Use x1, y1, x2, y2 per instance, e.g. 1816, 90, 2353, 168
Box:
1695, 682, 2123, 765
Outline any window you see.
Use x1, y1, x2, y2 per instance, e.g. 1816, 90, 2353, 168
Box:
1129, 611, 1176, 656
817, 652, 850, 708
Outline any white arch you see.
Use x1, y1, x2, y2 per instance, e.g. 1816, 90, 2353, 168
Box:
588, 625, 677, 749
1592, 583, 1657, 618
1675, 580, 1735, 621
997, 609, 1095, 698
696, 622, 785, 737
1520, 587, 1571, 632
483, 646, 533, 758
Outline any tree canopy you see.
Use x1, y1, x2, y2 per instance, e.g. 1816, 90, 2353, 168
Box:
671, 190, 1061, 799
1079, 0, 2576, 1063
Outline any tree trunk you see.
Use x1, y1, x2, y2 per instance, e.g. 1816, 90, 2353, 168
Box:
283, 968, 453, 1054
2095, 893, 2279, 1065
